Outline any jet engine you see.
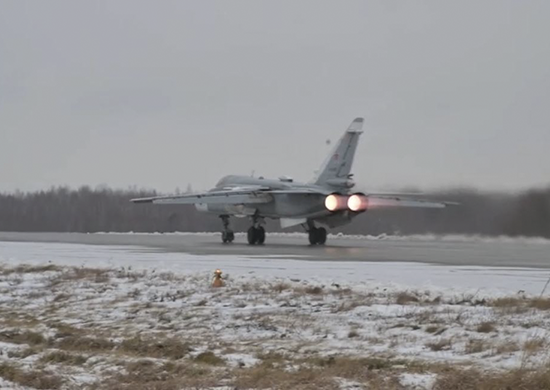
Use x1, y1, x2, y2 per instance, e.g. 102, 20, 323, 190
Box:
324, 193, 348, 212
347, 193, 368, 212
324, 193, 368, 213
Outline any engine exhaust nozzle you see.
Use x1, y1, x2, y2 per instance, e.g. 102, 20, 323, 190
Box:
347, 194, 368, 212
325, 194, 347, 212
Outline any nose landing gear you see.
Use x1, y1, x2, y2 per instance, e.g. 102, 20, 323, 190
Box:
219, 215, 234, 244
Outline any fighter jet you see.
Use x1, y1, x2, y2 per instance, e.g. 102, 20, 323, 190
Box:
132, 118, 454, 245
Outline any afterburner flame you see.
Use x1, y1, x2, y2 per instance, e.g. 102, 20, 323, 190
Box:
348, 194, 368, 212
325, 194, 341, 211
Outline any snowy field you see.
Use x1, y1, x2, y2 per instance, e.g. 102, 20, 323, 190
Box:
1, 240, 550, 389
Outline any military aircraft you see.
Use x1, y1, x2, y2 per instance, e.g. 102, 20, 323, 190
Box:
132, 118, 454, 245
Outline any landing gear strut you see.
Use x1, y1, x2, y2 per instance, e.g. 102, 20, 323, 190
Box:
247, 214, 266, 245
306, 221, 327, 245
219, 215, 234, 244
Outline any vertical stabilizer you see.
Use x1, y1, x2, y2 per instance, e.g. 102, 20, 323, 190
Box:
313, 117, 364, 188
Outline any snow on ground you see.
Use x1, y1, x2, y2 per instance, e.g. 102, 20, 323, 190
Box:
1, 241, 549, 295
0, 240, 550, 389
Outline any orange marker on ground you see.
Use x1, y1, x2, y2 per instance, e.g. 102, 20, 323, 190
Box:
212, 269, 224, 288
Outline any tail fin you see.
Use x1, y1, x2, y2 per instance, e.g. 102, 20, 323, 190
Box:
313, 117, 364, 188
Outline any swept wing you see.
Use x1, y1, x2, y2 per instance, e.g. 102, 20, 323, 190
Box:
131, 186, 272, 205
132, 187, 455, 209
365, 195, 458, 209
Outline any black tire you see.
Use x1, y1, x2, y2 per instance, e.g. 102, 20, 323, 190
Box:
222, 230, 234, 244
317, 227, 327, 245
247, 227, 257, 245
257, 226, 266, 244
308, 228, 319, 245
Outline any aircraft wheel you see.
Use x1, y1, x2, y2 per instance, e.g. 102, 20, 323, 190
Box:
317, 227, 327, 245
247, 227, 258, 245
257, 226, 266, 245
308, 228, 319, 245
222, 230, 234, 244
308, 227, 327, 245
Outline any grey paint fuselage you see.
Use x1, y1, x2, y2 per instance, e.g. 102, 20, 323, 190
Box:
201, 175, 348, 224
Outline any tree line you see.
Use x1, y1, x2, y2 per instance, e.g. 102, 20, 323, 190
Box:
0, 185, 548, 238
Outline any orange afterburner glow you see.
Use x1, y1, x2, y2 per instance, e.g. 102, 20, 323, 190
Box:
348, 194, 368, 212
325, 194, 346, 211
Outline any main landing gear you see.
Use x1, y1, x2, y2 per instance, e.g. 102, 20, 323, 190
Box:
306, 221, 327, 245
247, 214, 265, 245
220, 215, 234, 244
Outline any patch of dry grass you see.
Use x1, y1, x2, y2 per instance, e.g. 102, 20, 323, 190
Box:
55, 335, 115, 353
272, 282, 291, 293
493, 341, 520, 355
465, 339, 488, 354
256, 351, 286, 367
0, 363, 63, 389
0, 330, 47, 346
425, 325, 441, 334
303, 286, 324, 295
489, 296, 550, 313
99, 360, 214, 390
48, 267, 111, 286
395, 292, 419, 305
39, 351, 88, 366
235, 365, 324, 389
119, 335, 192, 360
0, 264, 61, 275
530, 298, 550, 310
50, 322, 85, 338
7, 347, 40, 359
426, 338, 453, 352
476, 321, 497, 333
236, 356, 404, 390
523, 337, 546, 354
490, 297, 528, 315
193, 351, 224, 365
433, 366, 550, 390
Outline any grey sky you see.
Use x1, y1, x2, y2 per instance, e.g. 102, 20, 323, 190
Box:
1, 1, 549, 193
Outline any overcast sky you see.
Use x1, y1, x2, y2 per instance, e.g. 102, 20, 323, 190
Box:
1, 1, 549, 193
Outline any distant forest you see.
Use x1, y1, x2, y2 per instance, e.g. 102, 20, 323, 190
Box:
0, 186, 549, 238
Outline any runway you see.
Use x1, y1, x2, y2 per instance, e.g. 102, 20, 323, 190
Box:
0, 231, 549, 268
